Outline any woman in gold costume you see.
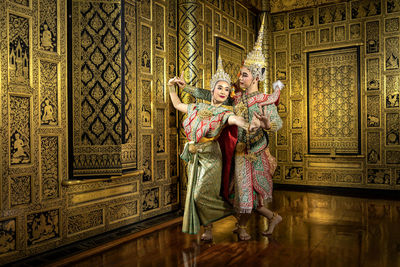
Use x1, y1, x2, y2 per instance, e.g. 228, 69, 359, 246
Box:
168, 57, 257, 241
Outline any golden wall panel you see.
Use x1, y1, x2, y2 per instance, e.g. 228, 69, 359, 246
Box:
39, 0, 57, 53
39, 60, 58, 126
109, 200, 138, 224
9, 175, 32, 207
142, 134, 153, 182
156, 109, 166, 154
367, 132, 381, 164
40, 136, 60, 200
67, 208, 104, 236
0, 218, 16, 256
27, 208, 60, 247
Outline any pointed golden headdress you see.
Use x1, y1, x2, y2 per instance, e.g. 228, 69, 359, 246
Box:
210, 55, 231, 90
243, 13, 266, 81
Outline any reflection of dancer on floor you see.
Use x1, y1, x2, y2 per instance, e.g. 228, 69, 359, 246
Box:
168, 57, 258, 241
176, 14, 283, 240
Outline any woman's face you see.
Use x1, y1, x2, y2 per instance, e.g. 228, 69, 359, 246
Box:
239, 66, 254, 89
212, 81, 230, 104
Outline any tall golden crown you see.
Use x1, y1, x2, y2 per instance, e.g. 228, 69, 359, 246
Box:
210, 56, 231, 90
243, 13, 266, 81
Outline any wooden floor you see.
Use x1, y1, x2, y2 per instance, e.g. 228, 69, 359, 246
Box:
51, 190, 400, 267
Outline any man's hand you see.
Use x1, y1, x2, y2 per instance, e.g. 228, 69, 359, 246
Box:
253, 107, 272, 130
175, 71, 186, 89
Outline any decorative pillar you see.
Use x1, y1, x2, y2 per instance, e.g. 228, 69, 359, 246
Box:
178, 0, 201, 199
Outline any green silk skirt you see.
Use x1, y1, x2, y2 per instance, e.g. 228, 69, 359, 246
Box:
182, 141, 233, 234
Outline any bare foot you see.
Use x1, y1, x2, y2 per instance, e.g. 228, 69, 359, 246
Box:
262, 213, 282, 236
237, 226, 251, 241
201, 225, 213, 241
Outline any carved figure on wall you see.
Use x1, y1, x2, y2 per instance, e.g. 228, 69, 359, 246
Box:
141, 105, 151, 127
368, 80, 379, 90
293, 152, 302, 162
367, 169, 390, 184
388, 0, 400, 13
350, 24, 360, 39
9, 38, 29, 84
386, 53, 399, 69
0, 219, 16, 254
367, 114, 380, 127
387, 130, 399, 145
276, 70, 286, 80
335, 27, 345, 42
273, 16, 284, 31
155, 33, 163, 50
292, 118, 301, 128
142, 188, 159, 211
387, 92, 400, 108
367, 149, 379, 163
156, 133, 165, 153
168, 63, 176, 76
142, 159, 151, 182
141, 51, 150, 69
11, 131, 29, 164
320, 29, 329, 43
40, 22, 55, 51
41, 98, 56, 125
27, 210, 59, 246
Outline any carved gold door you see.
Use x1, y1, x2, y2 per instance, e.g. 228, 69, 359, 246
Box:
307, 47, 361, 155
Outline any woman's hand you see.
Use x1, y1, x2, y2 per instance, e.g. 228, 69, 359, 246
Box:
175, 71, 186, 89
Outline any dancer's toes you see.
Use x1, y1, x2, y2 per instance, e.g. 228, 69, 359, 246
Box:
237, 226, 251, 241
263, 213, 282, 236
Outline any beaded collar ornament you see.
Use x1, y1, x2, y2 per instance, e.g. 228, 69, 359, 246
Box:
243, 13, 266, 82
210, 56, 231, 91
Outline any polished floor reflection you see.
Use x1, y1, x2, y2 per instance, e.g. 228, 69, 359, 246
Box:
53, 190, 400, 267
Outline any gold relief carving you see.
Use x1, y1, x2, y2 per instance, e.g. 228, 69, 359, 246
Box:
277, 150, 287, 162
366, 58, 380, 91
305, 30, 316, 46
168, 34, 177, 77
385, 37, 400, 70
155, 57, 165, 103
67, 209, 103, 236
349, 23, 361, 40
142, 135, 152, 182
169, 134, 178, 177
156, 160, 166, 180
242, 29, 247, 50
319, 28, 330, 43
109, 201, 138, 223
336, 172, 362, 183
387, 151, 400, 164
164, 183, 178, 206
367, 169, 390, 185
318, 4, 346, 24
236, 2, 247, 25
204, 49, 213, 90
217, 39, 245, 86
214, 12, 221, 32
386, 113, 400, 145
236, 26, 241, 43
249, 32, 254, 51
156, 109, 165, 153
367, 132, 381, 164
385, 75, 399, 108
285, 166, 303, 180
334, 25, 345, 42
385, 17, 399, 32
367, 95, 380, 127
221, 0, 234, 17
275, 51, 286, 81
275, 35, 287, 49
272, 14, 285, 32
396, 169, 400, 185
40, 61, 58, 126
290, 66, 302, 97
27, 209, 59, 246
278, 82, 288, 114
10, 95, 31, 165
248, 11, 256, 31
141, 79, 152, 128
39, 0, 57, 52
366, 21, 379, 54
290, 33, 301, 63
71, 184, 137, 205
351, 0, 381, 19
41, 136, 59, 200
289, 9, 314, 30
10, 175, 31, 206
229, 21, 235, 39
124, 1, 137, 149
140, 24, 152, 73
141, 0, 151, 20
308, 161, 362, 169
273, 165, 282, 180
388, 0, 400, 13
308, 171, 333, 183
142, 187, 159, 212
277, 117, 288, 145
308, 47, 359, 154
205, 0, 219, 8
154, 3, 165, 51
9, 14, 30, 85
292, 133, 303, 162
291, 100, 302, 129
168, 0, 177, 29
222, 16, 228, 35
0, 219, 16, 255
198, 25, 203, 64
205, 6, 212, 45
10, 0, 29, 7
